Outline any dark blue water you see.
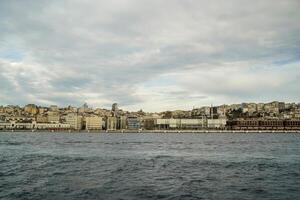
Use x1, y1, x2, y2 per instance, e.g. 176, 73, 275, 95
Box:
0, 132, 300, 200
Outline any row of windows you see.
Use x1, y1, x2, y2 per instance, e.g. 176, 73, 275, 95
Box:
228, 120, 300, 127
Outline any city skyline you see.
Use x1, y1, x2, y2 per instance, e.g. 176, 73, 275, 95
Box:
1, 101, 300, 131
0, 100, 299, 113
1, 0, 300, 112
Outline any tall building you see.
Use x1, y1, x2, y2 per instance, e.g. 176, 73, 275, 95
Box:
85, 116, 103, 130
78, 103, 89, 113
112, 103, 119, 117
65, 113, 83, 130
117, 116, 127, 129
210, 106, 218, 119
106, 116, 117, 130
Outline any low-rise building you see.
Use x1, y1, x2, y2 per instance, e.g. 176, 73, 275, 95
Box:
207, 118, 227, 129
156, 118, 206, 130
34, 122, 70, 130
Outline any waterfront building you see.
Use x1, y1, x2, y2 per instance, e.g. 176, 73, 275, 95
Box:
180, 118, 205, 129
226, 119, 300, 130
127, 116, 140, 130
5, 116, 34, 123
85, 116, 103, 130
47, 111, 60, 123
106, 116, 117, 130
65, 113, 83, 130
0, 122, 12, 130
117, 116, 127, 130
143, 118, 156, 130
207, 118, 227, 129
33, 122, 71, 130
156, 118, 180, 129
10, 121, 33, 129
156, 118, 205, 130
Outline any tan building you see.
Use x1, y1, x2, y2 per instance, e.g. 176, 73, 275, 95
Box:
47, 111, 60, 123
85, 116, 103, 130
65, 113, 83, 130
24, 104, 38, 115
36, 114, 48, 123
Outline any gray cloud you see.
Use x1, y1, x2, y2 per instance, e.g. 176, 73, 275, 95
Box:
0, 0, 299, 111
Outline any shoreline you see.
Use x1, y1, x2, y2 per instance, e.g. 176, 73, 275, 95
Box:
1, 130, 300, 134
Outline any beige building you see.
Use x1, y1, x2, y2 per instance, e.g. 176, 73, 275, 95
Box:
36, 114, 48, 123
118, 116, 127, 129
49, 105, 59, 112
24, 104, 38, 115
106, 116, 117, 130
47, 111, 60, 123
38, 107, 47, 114
85, 116, 103, 130
66, 113, 83, 130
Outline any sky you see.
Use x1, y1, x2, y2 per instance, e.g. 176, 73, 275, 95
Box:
0, 0, 299, 112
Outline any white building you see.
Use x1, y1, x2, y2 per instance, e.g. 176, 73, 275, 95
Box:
156, 118, 205, 129
34, 122, 70, 130
207, 118, 227, 129
180, 119, 205, 129
0, 121, 70, 130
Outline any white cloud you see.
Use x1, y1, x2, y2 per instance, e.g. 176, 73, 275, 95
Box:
0, 0, 299, 110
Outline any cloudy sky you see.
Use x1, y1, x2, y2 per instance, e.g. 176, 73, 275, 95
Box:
0, 0, 299, 111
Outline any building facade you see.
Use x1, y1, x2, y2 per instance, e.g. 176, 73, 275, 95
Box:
65, 113, 83, 130
85, 116, 103, 130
